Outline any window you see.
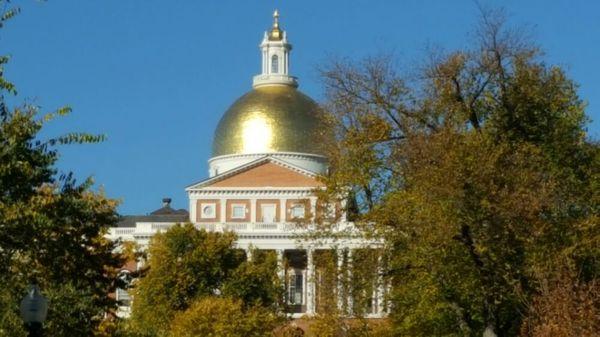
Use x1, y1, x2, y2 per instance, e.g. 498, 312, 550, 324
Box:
116, 288, 131, 307
288, 273, 303, 305
291, 204, 305, 219
201, 203, 216, 219
271, 55, 279, 73
232, 204, 246, 219
117, 271, 132, 306
261, 204, 276, 223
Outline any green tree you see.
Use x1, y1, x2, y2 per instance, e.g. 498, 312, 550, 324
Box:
222, 249, 283, 308
169, 297, 281, 337
129, 224, 283, 336
0, 2, 124, 335
318, 8, 599, 337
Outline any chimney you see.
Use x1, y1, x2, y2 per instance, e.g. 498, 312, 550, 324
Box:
162, 198, 172, 208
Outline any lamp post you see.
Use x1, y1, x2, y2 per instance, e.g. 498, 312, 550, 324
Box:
20, 284, 48, 337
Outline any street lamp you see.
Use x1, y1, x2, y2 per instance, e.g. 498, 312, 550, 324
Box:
20, 284, 48, 337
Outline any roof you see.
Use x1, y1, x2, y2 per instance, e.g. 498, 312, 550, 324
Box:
117, 203, 189, 227
211, 85, 325, 157
186, 155, 320, 190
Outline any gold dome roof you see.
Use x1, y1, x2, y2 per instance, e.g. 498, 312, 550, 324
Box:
212, 85, 324, 157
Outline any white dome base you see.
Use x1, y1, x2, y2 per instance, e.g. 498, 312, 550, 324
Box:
208, 152, 328, 177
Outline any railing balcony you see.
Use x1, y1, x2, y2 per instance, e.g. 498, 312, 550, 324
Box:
108, 222, 357, 240
195, 222, 308, 233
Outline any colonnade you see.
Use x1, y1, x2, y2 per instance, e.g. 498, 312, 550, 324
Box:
245, 247, 388, 316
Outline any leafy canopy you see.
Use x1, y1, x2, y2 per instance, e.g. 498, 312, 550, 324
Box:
129, 224, 283, 336
318, 7, 599, 337
0, 1, 124, 335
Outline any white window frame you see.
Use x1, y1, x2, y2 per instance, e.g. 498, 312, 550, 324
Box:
290, 204, 305, 219
288, 271, 304, 305
271, 54, 279, 73
116, 271, 132, 306
200, 203, 216, 219
231, 204, 246, 219
261, 203, 277, 223
116, 288, 131, 305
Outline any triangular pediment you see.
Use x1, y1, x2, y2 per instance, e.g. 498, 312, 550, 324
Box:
186, 157, 324, 190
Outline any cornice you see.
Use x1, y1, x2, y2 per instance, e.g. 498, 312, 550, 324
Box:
188, 189, 317, 197
208, 152, 327, 164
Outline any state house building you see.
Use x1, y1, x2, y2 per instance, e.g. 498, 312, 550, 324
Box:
108, 11, 387, 318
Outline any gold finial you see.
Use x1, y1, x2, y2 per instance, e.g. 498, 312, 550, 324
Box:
268, 9, 283, 41
273, 9, 279, 28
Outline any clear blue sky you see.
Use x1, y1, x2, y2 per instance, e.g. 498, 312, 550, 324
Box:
1, 0, 598, 214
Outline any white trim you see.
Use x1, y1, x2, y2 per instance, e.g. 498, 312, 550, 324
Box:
187, 155, 322, 191
231, 203, 247, 219
189, 188, 323, 197
196, 186, 319, 191
208, 152, 327, 164
290, 203, 305, 219
260, 203, 277, 223
251, 199, 257, 222
199, 203, 217, 220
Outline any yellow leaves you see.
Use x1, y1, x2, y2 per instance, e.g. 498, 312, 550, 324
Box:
42, 106, 72, 122
522, 268, 600, 337
168, 292, 280, 337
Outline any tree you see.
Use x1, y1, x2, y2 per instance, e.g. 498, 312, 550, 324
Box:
0, 2, 125, 335
317, 7, 599, 337
520, 265, 599, 337
129, 224, 283, 336
169, 297, 281, 337
222, 249, 283, 308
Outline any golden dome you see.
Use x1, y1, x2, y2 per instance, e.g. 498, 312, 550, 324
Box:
212, 85, 324, 157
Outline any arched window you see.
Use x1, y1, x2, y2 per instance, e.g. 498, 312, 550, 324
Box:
271, 55, 279, 73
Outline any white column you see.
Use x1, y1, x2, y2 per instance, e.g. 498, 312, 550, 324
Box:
280, 199, 287, 224
347, 249, 354, 316
220, 199, 226, 223
336, 249, 345, 313
340, 198, 348, 223
306, 248, 316, 315
189, 197, 196, 223
276, 249, 286, 306
250, 199, 257, 223
309, 198, 317, 224
376, 254, 385, 316
276, 249, 285, 281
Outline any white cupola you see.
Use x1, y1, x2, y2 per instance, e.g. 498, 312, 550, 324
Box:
252, 10, 298, 88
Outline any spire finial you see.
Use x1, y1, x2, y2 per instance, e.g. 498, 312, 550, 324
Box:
268, 9, 283, 41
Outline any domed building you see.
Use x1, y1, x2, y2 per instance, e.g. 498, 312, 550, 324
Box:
109, 11, 386, 318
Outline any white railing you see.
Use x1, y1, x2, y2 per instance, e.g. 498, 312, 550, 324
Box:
253, 223, 278, 230
108, 221, 320, 239
195, 223, 216, 231
151, 223, 173, 231
114, 228, 135, 235
223, 223, 248, 231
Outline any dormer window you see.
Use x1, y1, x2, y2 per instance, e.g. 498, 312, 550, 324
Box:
271, 55, 279, 73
